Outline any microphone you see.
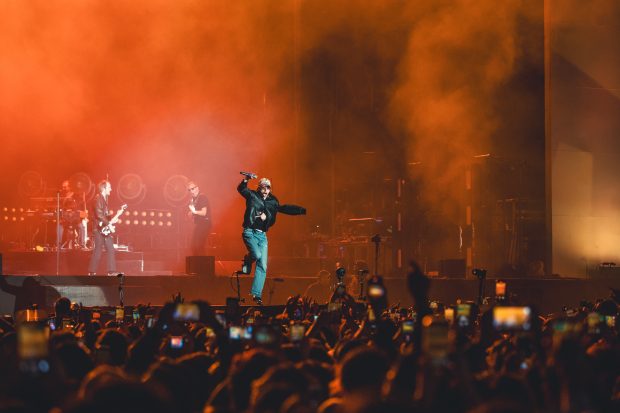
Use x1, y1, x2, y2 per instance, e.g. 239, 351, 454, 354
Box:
240, 171, 257, 179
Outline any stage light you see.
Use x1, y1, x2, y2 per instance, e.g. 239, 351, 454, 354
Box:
125, 211, 130, 217
12, 217, 16, 221
2, 207, 7, 212
20, 217, 24, 221
125, 220, 131, 225
158, 212, 163, 217
158, 221, 163, 226
141, 220, 147, 226
149, 220, 155, 226
11, 208, 16, 212
19, 208, 24, 212
3, 216, 8, 220
141, 211, 147, 217
133, 211, 138, 216
166, 221, 172, 227
166, 212, 172, 217
149, 211, 155, 217
133, 220, 139, 225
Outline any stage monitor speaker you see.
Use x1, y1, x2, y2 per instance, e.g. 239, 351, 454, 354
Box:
186, 256, 215, 276
439, 258, 466, 279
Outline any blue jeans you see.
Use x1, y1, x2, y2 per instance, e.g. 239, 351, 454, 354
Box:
242, 228, 268, 297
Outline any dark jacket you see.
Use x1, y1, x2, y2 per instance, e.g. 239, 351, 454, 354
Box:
237, 180, 306, 231
92, 193, 110, 231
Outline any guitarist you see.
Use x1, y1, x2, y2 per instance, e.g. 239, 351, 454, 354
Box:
88, 180, 119, 276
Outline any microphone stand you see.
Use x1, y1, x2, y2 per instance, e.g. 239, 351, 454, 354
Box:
117, 273, 125, 307
371, 234, 381, 275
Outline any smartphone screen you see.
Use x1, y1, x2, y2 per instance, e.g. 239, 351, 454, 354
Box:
253, 325, 277, 345
422, 317, 450, 361
132, 309, 140, 321
115, 307, 125, 322
492, 306, 532, 331
169, 336, 184, 349
367, 284, 385, 298
173, 303, 200, 322
18, 322, 49, 359
290, 324, 305, 342
229, 326, 252, 341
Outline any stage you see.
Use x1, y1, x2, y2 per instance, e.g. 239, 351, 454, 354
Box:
1, 270, 619, 316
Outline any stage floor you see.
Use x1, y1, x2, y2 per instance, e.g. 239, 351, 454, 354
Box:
1, 273, 619, 316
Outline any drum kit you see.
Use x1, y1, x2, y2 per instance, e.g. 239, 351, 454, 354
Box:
26, 195, 91, 251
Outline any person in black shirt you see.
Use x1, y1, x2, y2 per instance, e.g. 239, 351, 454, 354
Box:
88, 180, 118, 275
187, 181, 211, 256
237, 176, 306, 305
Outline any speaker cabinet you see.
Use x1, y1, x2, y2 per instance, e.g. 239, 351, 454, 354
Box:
186, 256, 215, 276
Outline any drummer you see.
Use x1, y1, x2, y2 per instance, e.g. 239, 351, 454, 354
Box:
59, 180, 87, 249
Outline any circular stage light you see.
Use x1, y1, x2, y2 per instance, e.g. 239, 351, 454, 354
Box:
18, 171, 45, 198
69, 172, 95, 203
117, 173, 146, 205
163, 174, 190, 207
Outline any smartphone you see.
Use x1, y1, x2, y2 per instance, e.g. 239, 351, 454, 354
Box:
61, 318, 75, 330
169, 336, 184, 349
228, 326, 252, 341
246, 316, 255, 326
48, 319, 56, 331
92, 312, 101, 320
422, 317, 450, 362
444, 307, 454, 324
253, 325, 278, 345
605, 315, 616, 328
132, 309, 140, 321
290, 324, 305, 342
327, 302, 342, 312
367, 284, 385, 298
173, 303, 200, 322
455, 304, 472, 328
587, 312, 603, 334
115, 307, 125, 322
402, 319, 414, 343
492, 306, 532, 332
18, 322, 49, 360
145, 316, 157, 329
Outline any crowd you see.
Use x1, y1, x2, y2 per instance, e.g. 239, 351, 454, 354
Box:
0, 262, 618, 413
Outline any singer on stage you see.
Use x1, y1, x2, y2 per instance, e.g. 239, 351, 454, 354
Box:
237, 173, 306, 305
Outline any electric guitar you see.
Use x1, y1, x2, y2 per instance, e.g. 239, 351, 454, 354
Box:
99, 204, 128, 236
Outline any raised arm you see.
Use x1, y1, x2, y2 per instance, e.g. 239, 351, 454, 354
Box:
237, 179, 252, 199
277, 204, 306, 215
